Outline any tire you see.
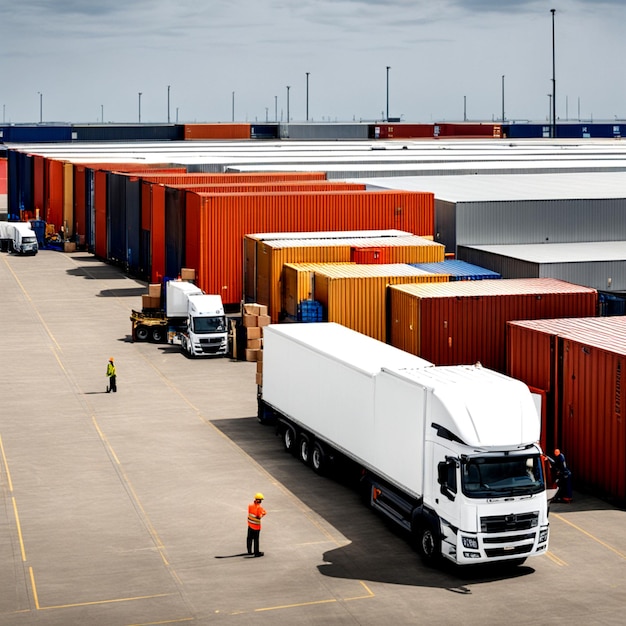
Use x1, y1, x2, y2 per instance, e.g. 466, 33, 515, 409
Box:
283, 426, 296, 453
416, 520, 441, 565
311, 442, 326, 474
151, 327, 165, 343
135, 326, 149, 341
298, 435, 311, 465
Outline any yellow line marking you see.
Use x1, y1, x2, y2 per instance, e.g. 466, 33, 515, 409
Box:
29, 567, 40, 610
12, 497, 27, 561
128, 619, 193, 626
0, 434, 14, 491
254, 598, 338, 612
2, 257, 62, 353
553, 513, 626, 560
545, 550, 567, 566
344, 580, 375, 601
91, 417, 121, 465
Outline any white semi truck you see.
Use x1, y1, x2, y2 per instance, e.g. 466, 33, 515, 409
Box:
258, 322, 549, 567
0, 221, 39, 255
130, 279, 228, 357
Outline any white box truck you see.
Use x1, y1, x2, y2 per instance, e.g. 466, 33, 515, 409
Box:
130, 280, 228, 357
0, 221, 38, 255
258, 322, 550, 567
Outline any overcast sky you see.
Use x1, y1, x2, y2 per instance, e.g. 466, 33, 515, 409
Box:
1, 0, 624, 125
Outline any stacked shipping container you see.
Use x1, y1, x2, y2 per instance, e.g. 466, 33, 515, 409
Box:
507, 317, 626, 504
388, 278, 598, 372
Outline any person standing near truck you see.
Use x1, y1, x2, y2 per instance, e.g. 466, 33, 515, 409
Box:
106, 357, 117, 393
551, 448, 572, 503
247, 493, 266, 557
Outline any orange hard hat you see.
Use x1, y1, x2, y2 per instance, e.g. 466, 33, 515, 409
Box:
109, 357, 114, 362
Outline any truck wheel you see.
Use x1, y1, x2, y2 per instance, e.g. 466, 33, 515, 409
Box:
135, 326, 149, 341
151, 327, 165, 343
298, 435, 311, 465
417, 521, 441, 565
311, 442, 326, 474
283, 426, 296, 453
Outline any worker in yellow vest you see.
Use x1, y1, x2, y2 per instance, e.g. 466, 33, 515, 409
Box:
106, 357, 117, 393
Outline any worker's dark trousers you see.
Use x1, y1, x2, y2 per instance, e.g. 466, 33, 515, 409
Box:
247, 527, 261, 555
108, 375, 117, 393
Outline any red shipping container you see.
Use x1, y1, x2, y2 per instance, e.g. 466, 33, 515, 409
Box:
185, 189, 434, 305
0, 157, 6, 195
507, 316, 626, 503
372, 124, 434, 139
184, 123, 251, 140
388, 279, 598, 373
94, 170, 108, 259
45, 158, 64, 230
138, 172, 327, 185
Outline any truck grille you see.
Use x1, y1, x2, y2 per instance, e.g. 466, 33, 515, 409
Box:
483, 532, 536, 544
481, 511, 539, 533
485, 543, 534, 558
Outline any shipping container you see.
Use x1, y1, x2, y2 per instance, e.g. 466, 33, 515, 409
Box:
1, 125, 72, 143
312, 263, 447, 342
183, 124, 251, 140
388, 278, 598, 373
244, 229, 413, 304
435, 123, 502, 138
186, 190, 434, 306
138, 171, 327, 185
369, 124, 434, 139
72, 124, 183, 142
506, 316, 626, 504
165, 181, 365, 194
279, 123, 369, 140
410, 259, 502, 280
94, 170, 108, 259
255, 235, 442, 322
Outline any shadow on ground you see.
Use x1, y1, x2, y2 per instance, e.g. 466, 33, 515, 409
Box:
212, 416, 536, 591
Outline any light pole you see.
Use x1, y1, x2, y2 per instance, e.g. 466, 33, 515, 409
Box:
548, 94, 552, 125
138, 92, 142, 123
232, 91, 235, 122
386, 66, 390, 121
101, 104, 104, 123
501, 75, 505, 122
167, 85, 171, 123
274, 95, 278, 123
286, 85, 290, 123
306, 72, 310, 121
37, 92, 43, 123
551, 8, 556, 138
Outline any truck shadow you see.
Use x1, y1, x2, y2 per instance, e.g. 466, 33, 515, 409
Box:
212, 416, 535, 590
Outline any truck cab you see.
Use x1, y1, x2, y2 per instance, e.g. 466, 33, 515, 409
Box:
180, 294, 228, 357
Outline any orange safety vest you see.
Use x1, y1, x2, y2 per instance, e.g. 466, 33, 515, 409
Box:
247, 502, 266, 530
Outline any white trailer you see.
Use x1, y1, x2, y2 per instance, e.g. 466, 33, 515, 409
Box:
259, 322, 549, 567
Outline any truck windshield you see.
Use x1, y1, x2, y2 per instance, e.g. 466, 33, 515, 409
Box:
192, 316, 226, 333
462, 455, 544, 498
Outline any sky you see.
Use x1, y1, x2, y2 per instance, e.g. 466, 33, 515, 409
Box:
1, 0, 625, 126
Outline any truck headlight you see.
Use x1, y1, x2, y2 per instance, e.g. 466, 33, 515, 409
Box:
539, 529, 549, 544
462, 536, 479, 550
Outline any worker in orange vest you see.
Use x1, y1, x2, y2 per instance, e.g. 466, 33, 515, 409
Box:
247, 493, 266, 557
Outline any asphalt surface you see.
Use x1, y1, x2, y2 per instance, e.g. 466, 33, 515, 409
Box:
1, 249, 625, 626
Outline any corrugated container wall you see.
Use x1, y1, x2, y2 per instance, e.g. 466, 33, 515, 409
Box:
279, 124, 369, 140
388, 278, 598, 373
186, 190, 434, 306
183, 124, 251, 140
94, 170, 108, 259
313, 263, 448, 342
139, 172, 327, 185
506, 317, 626, 504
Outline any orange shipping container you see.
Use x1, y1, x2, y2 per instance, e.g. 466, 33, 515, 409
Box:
389, 279, 598, 373
312, 264, 447, 342
184, 123, 251, 140
507, 316, 626, 503
139, 172, 327, 185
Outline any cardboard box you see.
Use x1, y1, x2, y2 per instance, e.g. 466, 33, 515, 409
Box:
244, 303, 261, 315
257, 314, 271, 327
243, 314, 258, 327
246, 326, 262, 340
63, 241, 76, 253
256, 349, 263, 362
148, 284, 161, 298
247, 338, 262, 350
246, 348, 260, 362
180, 268, 195, 281
256, 360, 263, 374
256, 372, 263, 386
142, 294, 161, 309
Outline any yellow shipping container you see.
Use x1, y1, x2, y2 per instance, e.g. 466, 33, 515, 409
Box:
249, 235, 445, 322
312, 264, 448, 342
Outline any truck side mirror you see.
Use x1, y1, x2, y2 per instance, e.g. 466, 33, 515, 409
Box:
437, 460, 457, 501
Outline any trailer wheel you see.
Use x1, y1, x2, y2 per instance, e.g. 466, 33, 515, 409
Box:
151, 327, 165, 343
417, 521, 441, 566
311, 442, 326, 474
298, 435, 311, 465
283, 426, 296, 453
135, 326, 149, 341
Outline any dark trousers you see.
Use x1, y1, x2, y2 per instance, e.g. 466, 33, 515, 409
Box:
247, 527, 261, 555
107, 375, 117, 392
